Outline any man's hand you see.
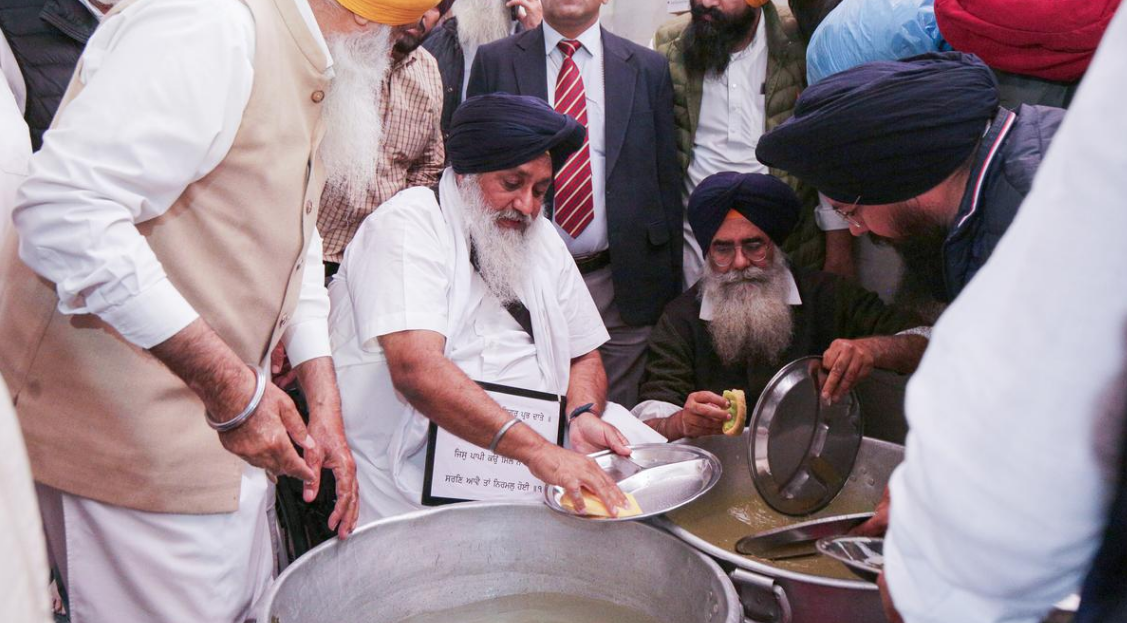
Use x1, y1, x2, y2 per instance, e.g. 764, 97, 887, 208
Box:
569, 412, 630, 456
851, 485, 890, 537
270, 342, 298, 390
295, 357, 359, 539
150, 319, 317, 483
525, 442, 628, 517
216, 375, 318, 484
675, 391, 731, 438
821, 338, 876, 404
506, 0, 542, 30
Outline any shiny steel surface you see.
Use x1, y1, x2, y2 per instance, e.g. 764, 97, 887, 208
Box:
750, 357, 864, 516
815, 537, 884, 583
249, 502, 742, 623
735, 513, 874, 559
543, 443, 723, 522
656, 431, 903, 623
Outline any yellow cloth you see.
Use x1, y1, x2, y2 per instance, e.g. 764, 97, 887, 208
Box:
337, 0, 440, 25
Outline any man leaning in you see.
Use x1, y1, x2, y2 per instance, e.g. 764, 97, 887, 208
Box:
0, 0, 439, 620
329, 94, 632, 522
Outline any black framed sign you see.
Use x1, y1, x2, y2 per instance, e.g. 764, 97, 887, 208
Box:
421, 381, 567, 506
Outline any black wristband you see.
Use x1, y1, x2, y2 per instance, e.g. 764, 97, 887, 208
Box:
567, 402, 596, 424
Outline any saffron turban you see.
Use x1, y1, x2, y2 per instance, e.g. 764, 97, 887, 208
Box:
747, 0, 772, 6
688, 173, 801, 252
447, 94, 586, 175
756, 52, 998, 205
935, 0, 1119, 82
337, 0, 441, 25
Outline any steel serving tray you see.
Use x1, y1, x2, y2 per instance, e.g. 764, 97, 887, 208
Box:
544, 443, 722, 522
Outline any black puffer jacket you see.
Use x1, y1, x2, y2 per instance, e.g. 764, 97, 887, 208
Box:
0, 0, 97, 150
943, 104, 1064, 301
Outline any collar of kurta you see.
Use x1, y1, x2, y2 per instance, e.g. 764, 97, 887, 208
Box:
699, 268, 802, 322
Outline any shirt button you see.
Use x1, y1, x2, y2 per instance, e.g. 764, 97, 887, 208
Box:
311, 90, 325, 103
280, 314, 290, 327
305, 200, 313, 214
295, 260, 303, 272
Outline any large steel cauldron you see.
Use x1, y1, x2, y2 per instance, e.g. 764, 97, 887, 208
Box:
655, 431, 903, 623
250, 501, 743, 623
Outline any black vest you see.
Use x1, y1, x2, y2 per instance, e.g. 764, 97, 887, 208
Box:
0, 0, 97, 150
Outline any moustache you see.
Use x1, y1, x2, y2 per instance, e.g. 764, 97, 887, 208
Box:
691, 3, 725, 22
494, 208, 534, 227
716, 266, 770, 285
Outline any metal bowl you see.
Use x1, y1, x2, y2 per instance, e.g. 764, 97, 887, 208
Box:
249, 501, 743, 623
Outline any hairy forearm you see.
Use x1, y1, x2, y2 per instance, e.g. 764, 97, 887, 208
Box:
294, 356, 341, 418
864, 335, 929, 374
149, 318, 253, 421
566, 350, 606, 416
384, 335, 551, 462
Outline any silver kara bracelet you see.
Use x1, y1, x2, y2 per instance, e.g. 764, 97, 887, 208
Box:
206, 366, 267, 433
489, 417, 522, 453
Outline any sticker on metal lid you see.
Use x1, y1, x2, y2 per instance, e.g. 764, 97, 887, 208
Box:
748, 357, 863, 516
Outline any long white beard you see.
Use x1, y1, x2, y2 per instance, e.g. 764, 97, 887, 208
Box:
701, 253, 795, 367
458, 175, 537, 306
452, 0, 512, 54
320, 26, 393, 207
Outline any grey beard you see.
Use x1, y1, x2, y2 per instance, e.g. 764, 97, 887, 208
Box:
320, 26, 393, 208
458, 175, 537, 306
452, 0, 512, 54
701, 254, 795, 367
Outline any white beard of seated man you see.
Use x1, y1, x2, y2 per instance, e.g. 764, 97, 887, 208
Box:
699, 252, 794, 367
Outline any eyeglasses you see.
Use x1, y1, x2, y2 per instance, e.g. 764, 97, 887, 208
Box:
832, 196, 864, 229
709, 240, 769, 268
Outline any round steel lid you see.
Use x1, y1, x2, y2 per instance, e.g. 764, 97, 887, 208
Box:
747, 356, 863, 516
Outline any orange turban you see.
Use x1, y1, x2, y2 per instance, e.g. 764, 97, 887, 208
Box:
337, 0, 441, 25
746, 0, 771, 6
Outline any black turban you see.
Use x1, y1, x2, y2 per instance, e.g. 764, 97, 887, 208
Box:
447, 94, 586, 174
688, 172, 801, 253
756, 52, 999, 205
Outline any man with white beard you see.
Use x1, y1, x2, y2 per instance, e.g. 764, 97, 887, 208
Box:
0, 0, 438, 620
634, 173, 928, 440
316, 9, 446, 279
329, 93, 635, 522
423, 0, 543, 141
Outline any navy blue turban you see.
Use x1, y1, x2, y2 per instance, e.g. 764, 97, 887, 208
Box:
756, 52, 999, 205
447, 94, 586, 174
688, 172, 801, 253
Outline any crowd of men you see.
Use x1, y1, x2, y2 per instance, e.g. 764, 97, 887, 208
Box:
0, 0, 1124, 622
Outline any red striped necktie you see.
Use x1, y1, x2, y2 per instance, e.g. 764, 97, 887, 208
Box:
552, 39, 595, 238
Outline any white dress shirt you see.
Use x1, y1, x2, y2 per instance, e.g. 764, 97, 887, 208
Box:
884, 10, 1127, 622
0, 33, 30, 243
684, 14, 769, 200
544, 19, 609, 256
12, 0, 332, 365
329, 178, 608, 521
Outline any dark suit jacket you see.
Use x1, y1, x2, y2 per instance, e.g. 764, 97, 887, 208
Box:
467, 25, 683, 327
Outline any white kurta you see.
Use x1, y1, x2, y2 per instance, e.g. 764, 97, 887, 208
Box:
330, 170, 609, 522
884, 9, 1127, 622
